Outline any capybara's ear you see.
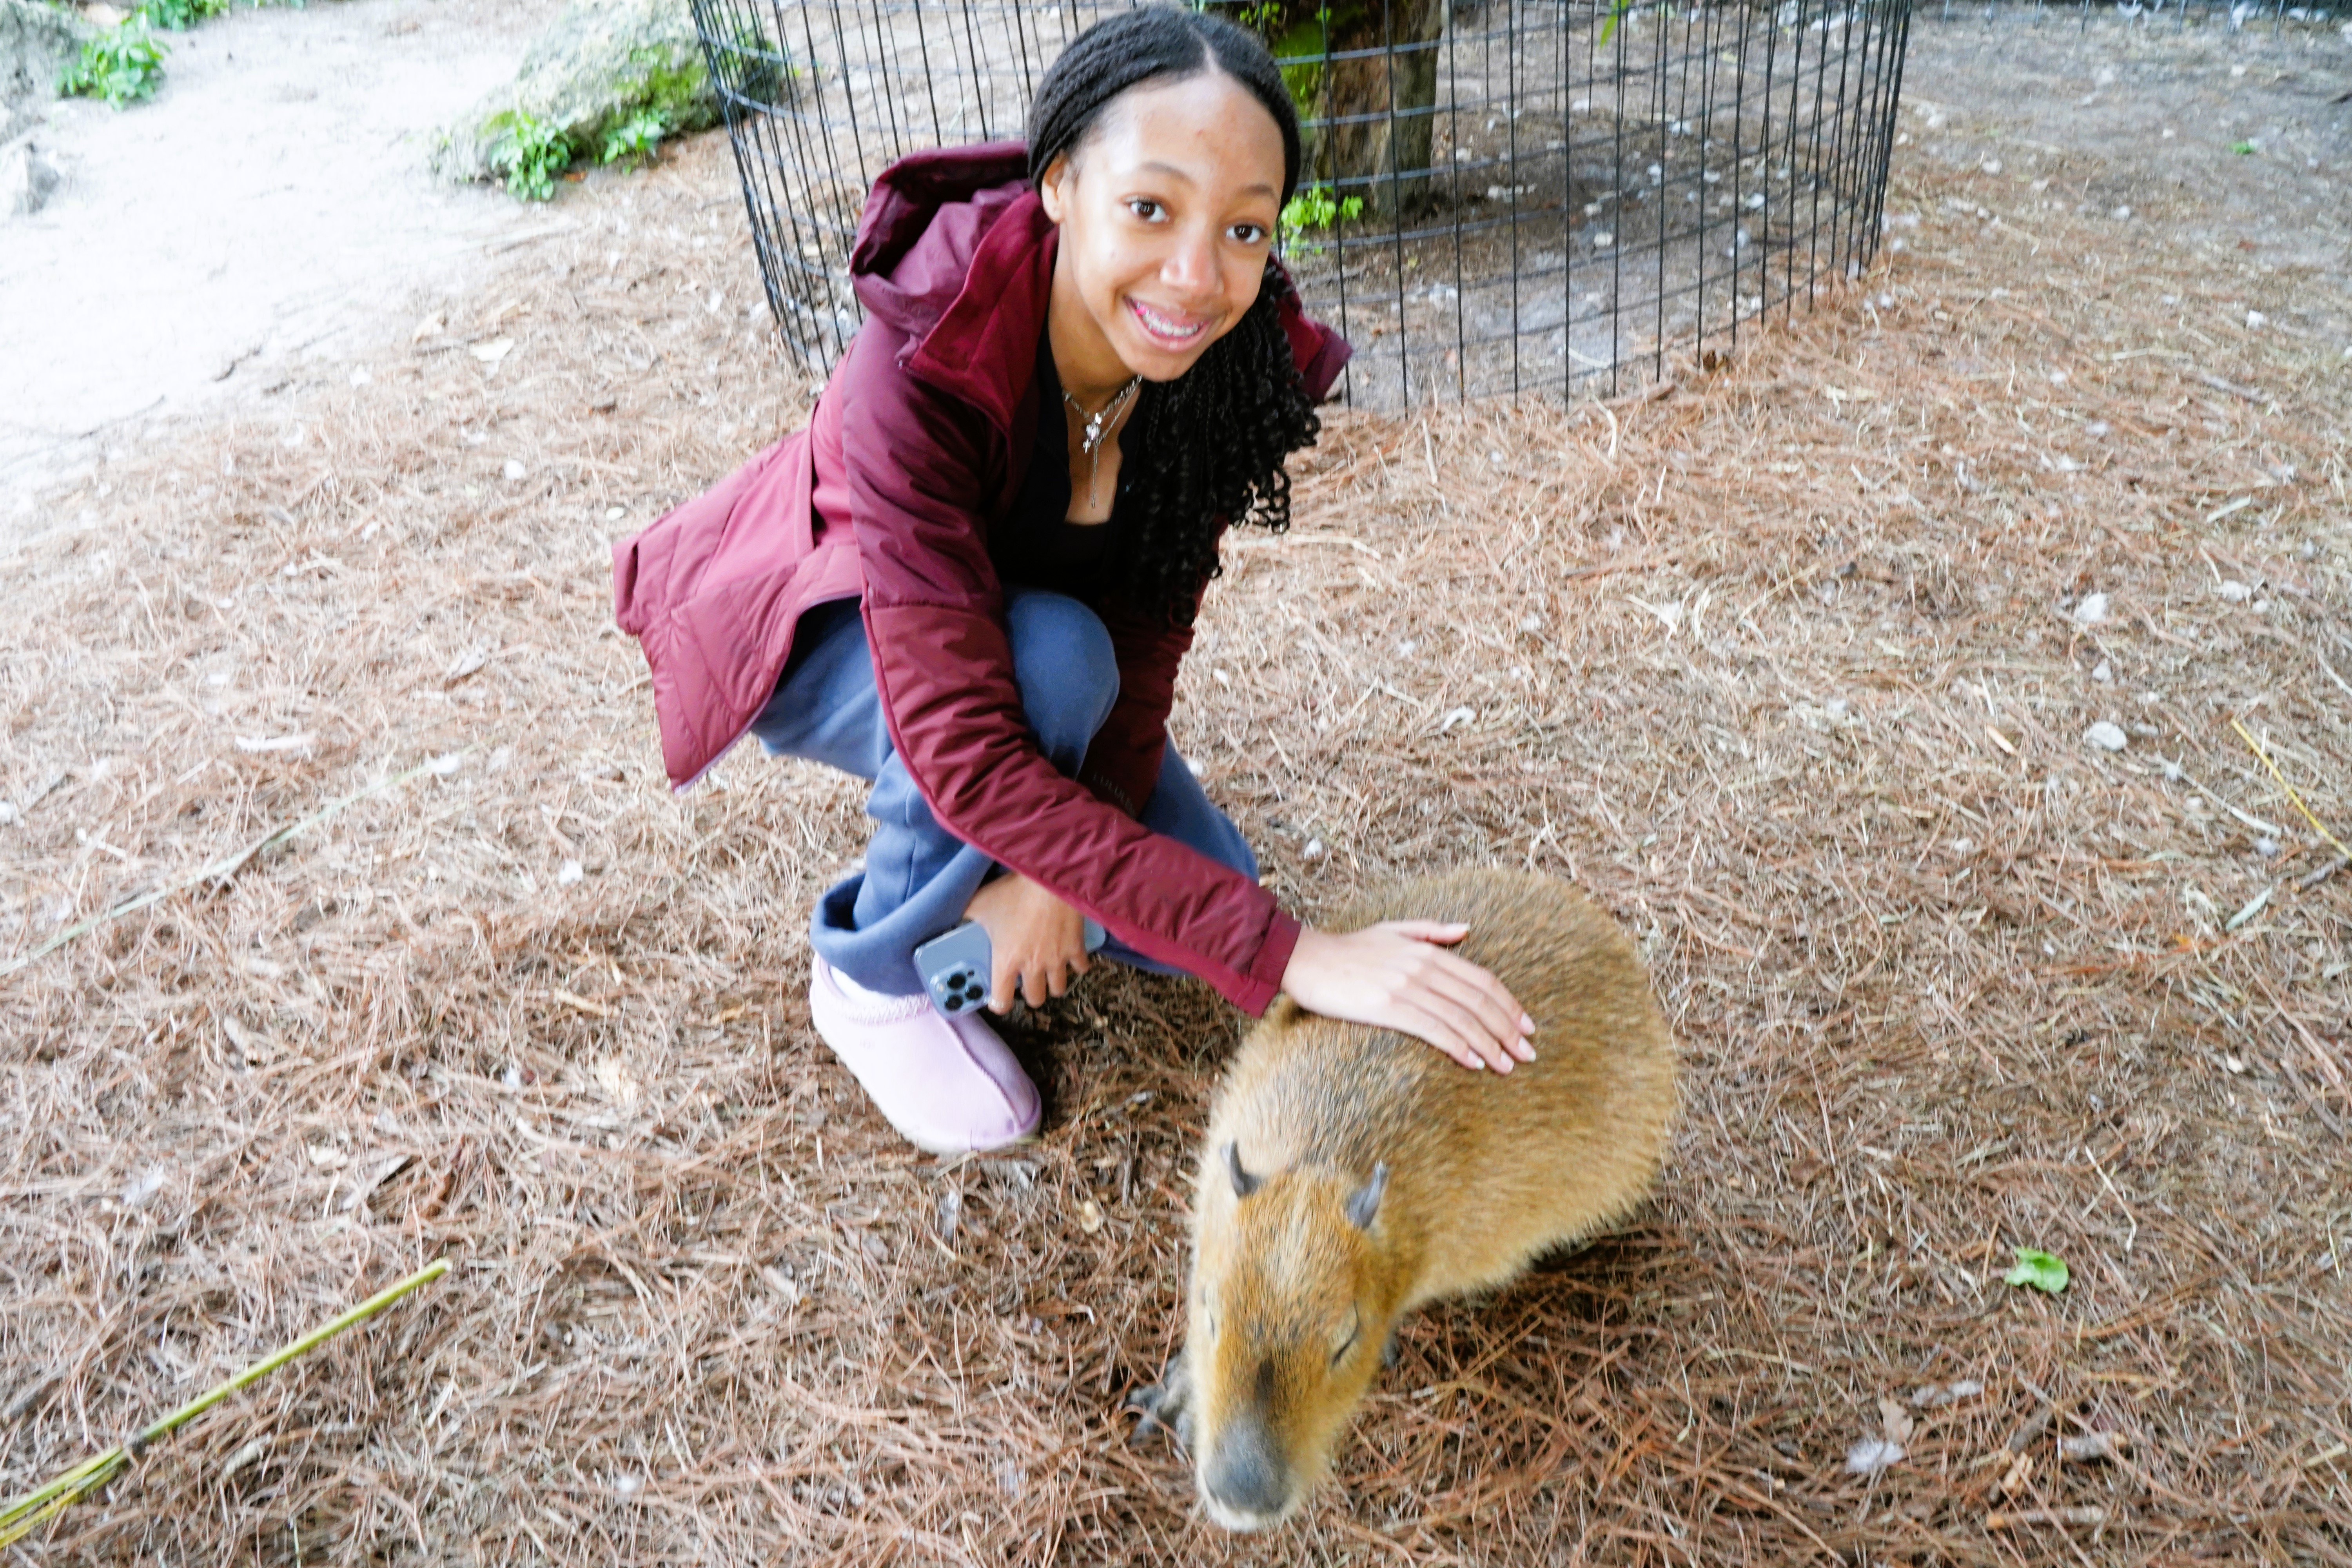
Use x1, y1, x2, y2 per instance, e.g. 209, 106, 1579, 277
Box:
1345, 1161, 1390, 1230
1225, 1141, 1261, 1199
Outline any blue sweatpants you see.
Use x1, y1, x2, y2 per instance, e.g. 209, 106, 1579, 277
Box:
749, 590, 1258, 998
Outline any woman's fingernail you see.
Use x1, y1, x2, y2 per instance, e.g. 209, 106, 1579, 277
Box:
1467, 1056, 1485, 1070
1520, 1014, 1536, 1032
1494, 1056, 1513, 1074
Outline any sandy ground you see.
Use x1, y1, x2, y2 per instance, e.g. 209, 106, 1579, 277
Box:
0, 0, 559, 537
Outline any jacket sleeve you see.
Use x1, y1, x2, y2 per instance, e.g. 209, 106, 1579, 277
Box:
839, 329, 1299, 1013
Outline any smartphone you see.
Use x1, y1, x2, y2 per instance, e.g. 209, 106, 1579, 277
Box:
913, 918, 1107, 1015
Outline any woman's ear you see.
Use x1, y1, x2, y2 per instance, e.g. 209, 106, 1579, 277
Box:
1037, 151, 1073, 223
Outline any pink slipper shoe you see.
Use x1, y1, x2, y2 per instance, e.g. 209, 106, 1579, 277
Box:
807, 956, 1040, 1155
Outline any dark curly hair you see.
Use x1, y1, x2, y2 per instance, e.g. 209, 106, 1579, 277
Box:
1026, 5, 1325, 628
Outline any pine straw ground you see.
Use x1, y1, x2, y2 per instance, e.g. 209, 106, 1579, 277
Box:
5, 43, 2351, 1568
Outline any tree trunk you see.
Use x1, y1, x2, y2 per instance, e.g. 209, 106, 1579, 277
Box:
1243, 0, 1450, 222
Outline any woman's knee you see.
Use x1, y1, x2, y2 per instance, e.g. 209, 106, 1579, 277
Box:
1004, 590, 1120, 756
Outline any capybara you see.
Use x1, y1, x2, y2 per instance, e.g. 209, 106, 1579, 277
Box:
1132, 869, 1678, 1530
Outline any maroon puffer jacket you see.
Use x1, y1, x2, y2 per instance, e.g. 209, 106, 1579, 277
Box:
612, 142, 1350, 1013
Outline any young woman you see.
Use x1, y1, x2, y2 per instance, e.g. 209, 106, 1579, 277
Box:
614, 7, 1532, 1155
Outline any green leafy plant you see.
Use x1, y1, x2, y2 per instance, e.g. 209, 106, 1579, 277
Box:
601, 109, 666, 167
1279, 182, 1364, 253
492, 112, 573, 201
138, 0, 229, 31
2004, 1246, 2070, 1294
2229, 140, 2257, 155
58, 18, 169, 108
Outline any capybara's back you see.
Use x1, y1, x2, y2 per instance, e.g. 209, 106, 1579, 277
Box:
1145, 869, 1677, 1530
1212, 867, 1678, 1307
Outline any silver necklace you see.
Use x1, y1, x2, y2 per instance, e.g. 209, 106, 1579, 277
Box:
1062, 374, 1141, 510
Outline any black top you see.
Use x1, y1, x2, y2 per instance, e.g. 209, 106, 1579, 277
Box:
991, 326, 1137, 599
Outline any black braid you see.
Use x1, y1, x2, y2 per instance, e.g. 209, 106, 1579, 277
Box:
1118, 261, 1318, 625
1026, 5, 1325, 629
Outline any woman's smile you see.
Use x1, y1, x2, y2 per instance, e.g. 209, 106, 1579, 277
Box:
1127, 296, 1215, 348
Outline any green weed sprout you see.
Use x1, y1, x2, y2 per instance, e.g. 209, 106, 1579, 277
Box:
493, 112, 573, 201
2004, 1247, 2069, 1294
1279, 182, 1363, 254
0, 1261, 450, 1549
138, 0, 229, 31
601, 109, 667, 167
58, 18, 169, 108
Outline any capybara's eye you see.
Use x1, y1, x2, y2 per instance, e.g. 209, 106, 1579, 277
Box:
1328, 1309, 1361, 1368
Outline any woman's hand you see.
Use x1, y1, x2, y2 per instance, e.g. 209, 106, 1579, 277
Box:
964, 873, 1094, 1012
1280, 923, 1536, 1072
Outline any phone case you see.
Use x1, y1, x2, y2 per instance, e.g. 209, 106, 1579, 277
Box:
913, 922, 994, 1015
912, 919, 1109, 1016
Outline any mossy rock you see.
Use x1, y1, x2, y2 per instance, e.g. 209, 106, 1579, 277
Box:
432, 0, 779, 184
2, 0, 95, 108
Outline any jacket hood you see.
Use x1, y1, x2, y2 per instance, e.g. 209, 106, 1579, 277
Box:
849, 141, 1038, 339
846, 140, 1057, 437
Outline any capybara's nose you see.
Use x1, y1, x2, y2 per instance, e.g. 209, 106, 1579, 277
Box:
1203, 1421, 1289, 1522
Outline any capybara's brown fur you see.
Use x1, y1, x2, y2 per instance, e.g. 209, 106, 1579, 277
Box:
1133, 869, 1678, 1530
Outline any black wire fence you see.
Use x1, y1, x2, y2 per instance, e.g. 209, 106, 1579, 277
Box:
690, 0, 1919, 405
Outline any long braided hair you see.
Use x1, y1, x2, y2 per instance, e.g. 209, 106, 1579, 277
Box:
1026, 6, 1324, 628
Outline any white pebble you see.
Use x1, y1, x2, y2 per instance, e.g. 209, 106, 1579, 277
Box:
2254, 837, 2279, 857
2247, 310, 2267, 331
557, 859, 585, 886
2073, 591, 2110, 625
503, 459, 528, 481
2092, 661, 2113, 683
2084, 721, 2129, 753
1303, 838, 1325, 861
2218, 580, 2254, 603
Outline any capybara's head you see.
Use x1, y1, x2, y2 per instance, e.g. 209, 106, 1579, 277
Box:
1185, 1141, 1395, 1531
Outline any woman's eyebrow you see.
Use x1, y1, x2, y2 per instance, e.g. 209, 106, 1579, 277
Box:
1135, 159, 1201, 187
1131, 160, 1278, 202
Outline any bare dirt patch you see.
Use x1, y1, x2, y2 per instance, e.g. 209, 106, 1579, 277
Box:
0, 0, 560, 534
2, 16, 2348, 1564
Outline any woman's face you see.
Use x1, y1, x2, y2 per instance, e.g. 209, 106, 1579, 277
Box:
1039, 70, 1287, 385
